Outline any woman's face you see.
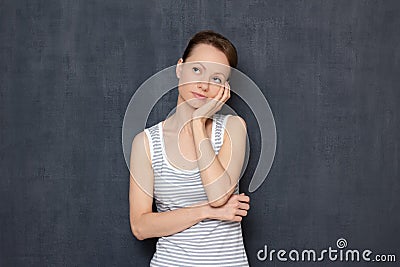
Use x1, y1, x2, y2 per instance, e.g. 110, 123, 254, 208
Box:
176, 43, 231, 108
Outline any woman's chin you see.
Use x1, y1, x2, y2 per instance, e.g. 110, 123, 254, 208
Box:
186, 98, 206, 107
190, 104, 203, 109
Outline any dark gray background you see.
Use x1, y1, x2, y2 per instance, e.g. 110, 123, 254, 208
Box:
1, 0, 399, 266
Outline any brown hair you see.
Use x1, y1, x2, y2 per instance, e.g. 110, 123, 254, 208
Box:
182, 30, 238, 68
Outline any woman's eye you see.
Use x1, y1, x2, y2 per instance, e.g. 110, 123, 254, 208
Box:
192, 67, 200, 74
213, 77, 222, 84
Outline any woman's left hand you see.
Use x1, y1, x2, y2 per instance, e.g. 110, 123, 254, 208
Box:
191, 81, 231, 123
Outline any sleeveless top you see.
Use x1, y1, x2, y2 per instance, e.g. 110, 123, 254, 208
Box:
144, 113, 249, 267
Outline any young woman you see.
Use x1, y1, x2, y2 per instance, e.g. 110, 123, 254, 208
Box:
129, 30, 251, 266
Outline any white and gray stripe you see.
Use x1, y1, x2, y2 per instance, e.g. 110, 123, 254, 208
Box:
144, 113, 249, 267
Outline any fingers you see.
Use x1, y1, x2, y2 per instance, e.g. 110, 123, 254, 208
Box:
239, 202, 250, 211
216, 81, 229, 100
236, 193, 250, 219
211, 83, 229, 111
217, 193, 250, 222
225, 81, 231, 99
236, 208, 248, 217
238, 193, 250, 203
233, 216, 243, 222
216, 84, 225, 101
221, 82, 229, 101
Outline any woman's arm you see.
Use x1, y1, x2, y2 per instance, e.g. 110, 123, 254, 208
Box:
130, 176, 209, 240
128, 131, 210, 240
192, 115, 247, 207
129, 129, 250, 241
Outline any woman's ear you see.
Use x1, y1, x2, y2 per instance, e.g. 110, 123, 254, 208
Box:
176, 58, 183, 79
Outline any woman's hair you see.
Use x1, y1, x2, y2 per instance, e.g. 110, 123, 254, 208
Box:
182, 30, 238, 68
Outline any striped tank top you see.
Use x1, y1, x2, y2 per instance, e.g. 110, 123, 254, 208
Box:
144, 113, 249, 267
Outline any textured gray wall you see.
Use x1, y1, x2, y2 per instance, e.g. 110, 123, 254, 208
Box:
1, 1, 399, 266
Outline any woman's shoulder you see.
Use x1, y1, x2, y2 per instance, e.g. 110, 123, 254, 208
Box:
220, 114, 246, 129
131, 130, 149, 153
215, 114, 247, 144
131, 129, 154, 165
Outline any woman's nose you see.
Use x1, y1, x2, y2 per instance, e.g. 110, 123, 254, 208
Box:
198, 82, 209, 91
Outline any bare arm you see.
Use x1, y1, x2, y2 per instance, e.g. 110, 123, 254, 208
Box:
129, 131, 211, 240
129, 127, 250, 240
192, 115, 247, 207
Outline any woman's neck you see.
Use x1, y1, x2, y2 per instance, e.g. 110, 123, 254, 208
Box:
164, 94, 197, 135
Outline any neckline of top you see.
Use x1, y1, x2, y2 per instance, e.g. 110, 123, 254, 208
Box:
158, 114, 217, 173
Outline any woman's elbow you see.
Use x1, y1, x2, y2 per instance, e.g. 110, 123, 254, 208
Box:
208, 196, 229, 208
209, 201, 225, 208
130, 219, 145, 241
208, 187, 236, 207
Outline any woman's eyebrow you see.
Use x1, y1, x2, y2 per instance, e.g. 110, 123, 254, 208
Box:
194, 62, 228, 77
213, 72, 226, 78
193, 62, 207, 70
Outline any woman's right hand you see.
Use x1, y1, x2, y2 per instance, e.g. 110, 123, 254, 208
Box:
207, 193, 250, 222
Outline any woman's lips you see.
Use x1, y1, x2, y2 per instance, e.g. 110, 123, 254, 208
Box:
192, 92, 207, 99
